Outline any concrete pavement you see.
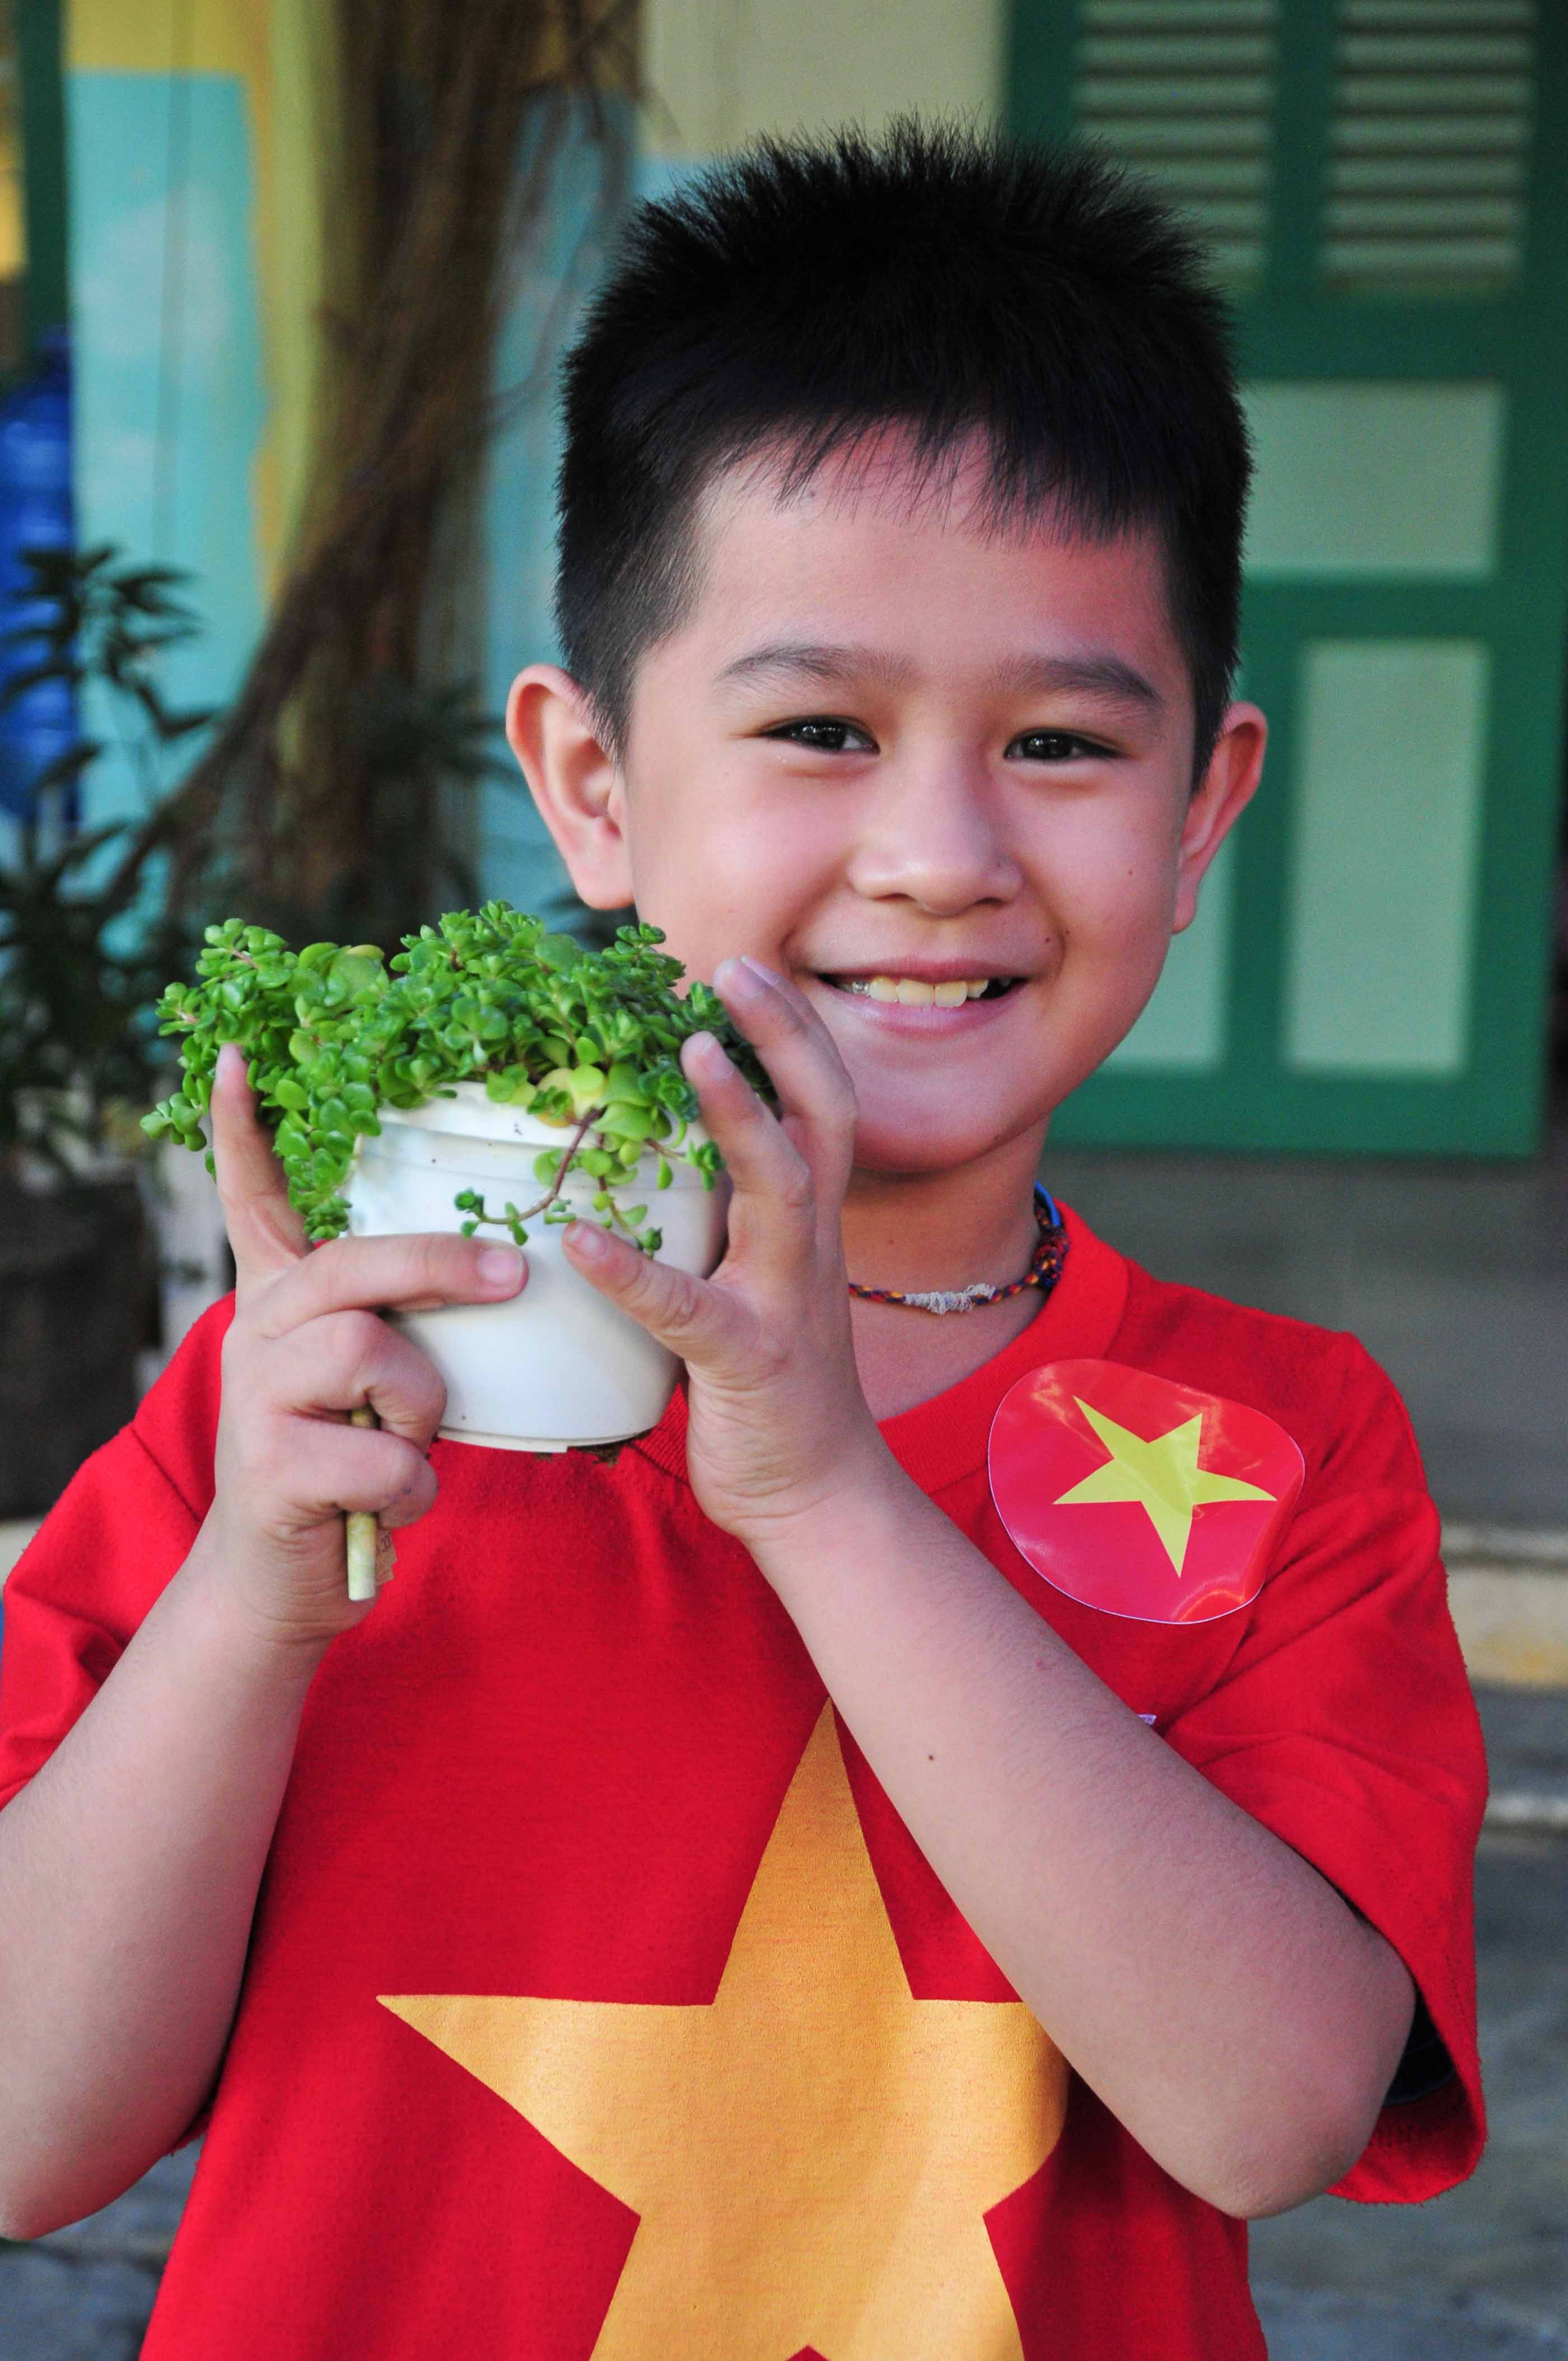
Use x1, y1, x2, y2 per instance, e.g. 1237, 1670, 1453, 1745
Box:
1254, 1820, 1568, 2354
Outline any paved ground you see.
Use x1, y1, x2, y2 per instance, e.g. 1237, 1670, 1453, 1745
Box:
1256, 1690, 1568, 2357
0, 2150, 195, 2361
1044, 1120, 1568, 1528
1253, 1818, 1568, 2357
3, 1686, 1562, 2359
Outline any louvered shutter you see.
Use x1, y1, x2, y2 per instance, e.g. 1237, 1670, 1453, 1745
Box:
1072, 0, 1281, 287
1325, 0, 1536, 294
1009, 0, 1568, 1156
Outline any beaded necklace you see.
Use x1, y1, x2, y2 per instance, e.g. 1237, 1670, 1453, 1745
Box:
846, 1186, 1068, 1316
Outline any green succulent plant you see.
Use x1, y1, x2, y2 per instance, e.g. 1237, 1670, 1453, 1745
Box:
143, 903, 773, 1252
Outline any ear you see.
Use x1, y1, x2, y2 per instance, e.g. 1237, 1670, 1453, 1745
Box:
505, 665, 635, 911
1173, 701, 1267, 933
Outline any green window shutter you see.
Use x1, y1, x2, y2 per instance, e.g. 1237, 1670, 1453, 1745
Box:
1071, 0, 1282, 288
1009, 0, 1568, 1157
1324, 0, 1537, 295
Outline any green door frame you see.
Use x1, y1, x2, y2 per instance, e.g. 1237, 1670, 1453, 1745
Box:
16, 0, 67, 352
1009, 0, 1568, 1157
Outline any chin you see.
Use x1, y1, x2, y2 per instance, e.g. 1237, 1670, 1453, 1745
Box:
847, 1100, 1043, 1179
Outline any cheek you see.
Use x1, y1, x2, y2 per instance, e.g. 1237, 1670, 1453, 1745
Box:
1048, 809, 1180, 966
626, 788, 830, 973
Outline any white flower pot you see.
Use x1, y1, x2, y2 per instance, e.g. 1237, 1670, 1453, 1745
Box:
344, 1082, 729, 1451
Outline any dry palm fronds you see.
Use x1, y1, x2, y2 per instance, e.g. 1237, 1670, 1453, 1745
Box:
143, 0, 633, 945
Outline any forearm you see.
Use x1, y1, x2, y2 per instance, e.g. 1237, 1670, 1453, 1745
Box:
0, 1524, 326, 2234
749, 1461, 1415, 2218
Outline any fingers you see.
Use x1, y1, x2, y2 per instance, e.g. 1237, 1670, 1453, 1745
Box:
684, 1027, 806, 1190
679, 1031, 816, 1274
255, 1312, 450, 1448
562, 1220, 751, 1369
253, 1231, 526, 1339
211, 1044, 530, 1334
713, 957, 858, 1147
211, 1042, 310, 1291
271, 1414, 438, 1528
678, 959, 857, 1266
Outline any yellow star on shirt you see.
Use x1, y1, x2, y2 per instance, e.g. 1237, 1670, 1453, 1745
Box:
1054, 1398, 1276, 1575
381, 1706, 1065, 2361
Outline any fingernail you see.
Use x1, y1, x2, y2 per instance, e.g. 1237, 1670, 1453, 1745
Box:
566, 1219, 610, 1259
477, 1245, 525, 1288
216, 1042, 246, 1083
685, 1030, 734, 1077
717, 954, 770, 1001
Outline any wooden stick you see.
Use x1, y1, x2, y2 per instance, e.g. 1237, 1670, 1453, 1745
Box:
346, 1406, 381, 1601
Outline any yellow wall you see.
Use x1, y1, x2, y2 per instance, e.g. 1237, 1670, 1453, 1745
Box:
642, 0, 1003, 160
0, 32, 25, 281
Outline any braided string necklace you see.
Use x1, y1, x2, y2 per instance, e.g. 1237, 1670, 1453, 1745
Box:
847, 1186, 1068, 1316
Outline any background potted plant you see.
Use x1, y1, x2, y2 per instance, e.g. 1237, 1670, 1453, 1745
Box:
146, 901, 769, 1468
0, 547, 214, 1517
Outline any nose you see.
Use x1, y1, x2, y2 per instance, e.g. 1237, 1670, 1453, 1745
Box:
845, 748, 1023, 917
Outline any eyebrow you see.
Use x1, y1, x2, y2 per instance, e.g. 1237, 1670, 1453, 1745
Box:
714, 641, 916, 692
989, 651, 1165, 712
713, 639, 1164, 712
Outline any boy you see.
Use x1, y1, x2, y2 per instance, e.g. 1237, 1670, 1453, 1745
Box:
0, 124, 1483, 2359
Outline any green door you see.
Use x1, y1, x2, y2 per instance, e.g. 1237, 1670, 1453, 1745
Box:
1011, 0, 1568, 1154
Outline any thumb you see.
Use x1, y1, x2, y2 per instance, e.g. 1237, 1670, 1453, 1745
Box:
209, 1041, 310, 1292
562, 1220, 745, 1370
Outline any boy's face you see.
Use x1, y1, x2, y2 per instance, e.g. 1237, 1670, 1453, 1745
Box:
511, 439, 1263, 1179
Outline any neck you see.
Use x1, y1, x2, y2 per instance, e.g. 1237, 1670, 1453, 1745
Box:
840, 1132, 1048, 1288
842, 1133, 1054, 1421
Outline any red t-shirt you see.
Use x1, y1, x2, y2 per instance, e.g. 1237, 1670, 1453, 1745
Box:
0, 1205, 1485, 2360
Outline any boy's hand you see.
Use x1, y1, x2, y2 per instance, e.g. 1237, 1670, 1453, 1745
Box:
198, 1044, 528, 1651
563, 958, 890, 1549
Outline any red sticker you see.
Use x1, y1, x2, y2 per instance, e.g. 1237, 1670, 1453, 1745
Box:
988, 1359, 1305, 1624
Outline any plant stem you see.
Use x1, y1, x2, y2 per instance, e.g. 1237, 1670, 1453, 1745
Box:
533, 1105, 600, 1213
476, 1104, 600, 1232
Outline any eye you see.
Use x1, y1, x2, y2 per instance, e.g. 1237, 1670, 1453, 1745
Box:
1006, 729, 1114, 763
763, 716, 876, 755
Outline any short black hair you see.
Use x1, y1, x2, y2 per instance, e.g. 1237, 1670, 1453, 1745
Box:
556, 119, 1250, 775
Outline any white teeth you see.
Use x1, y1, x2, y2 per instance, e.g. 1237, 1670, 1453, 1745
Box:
841, 973, 1001, 1003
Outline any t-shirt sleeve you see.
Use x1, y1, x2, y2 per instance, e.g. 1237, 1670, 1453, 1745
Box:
1160, 1335, 1486, 2205
0, 1300, 231, 1815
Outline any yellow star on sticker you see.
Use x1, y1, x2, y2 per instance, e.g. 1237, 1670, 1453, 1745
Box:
1054, 1398, 1276, 1575
382, 1706, 1065, 2361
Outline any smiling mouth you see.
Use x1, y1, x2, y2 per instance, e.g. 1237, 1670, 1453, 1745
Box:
819, 973, 1023, 1008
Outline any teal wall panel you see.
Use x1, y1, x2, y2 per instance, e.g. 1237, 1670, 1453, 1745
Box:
1282, 640, 1488, 1076
1243, 381, 1505, 578
66, 69, 267, 828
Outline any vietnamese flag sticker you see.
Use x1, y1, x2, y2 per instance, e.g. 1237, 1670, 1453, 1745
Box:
988, 1359, 1305, 1625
